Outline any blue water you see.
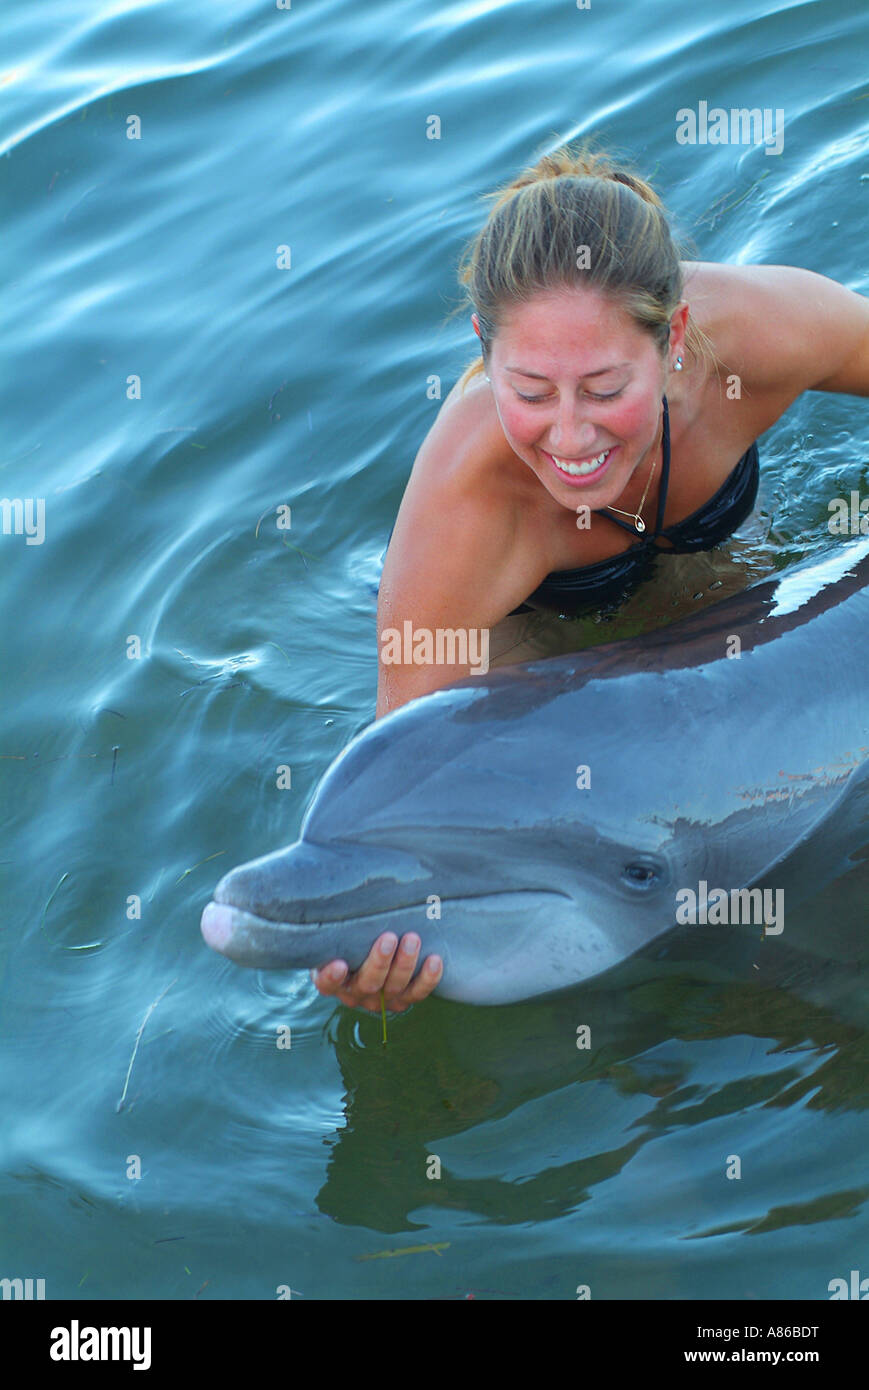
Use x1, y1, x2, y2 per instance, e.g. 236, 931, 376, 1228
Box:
2, 0, 868, 1300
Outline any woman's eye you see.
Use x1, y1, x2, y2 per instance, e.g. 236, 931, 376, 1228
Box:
514, 389, 623, 404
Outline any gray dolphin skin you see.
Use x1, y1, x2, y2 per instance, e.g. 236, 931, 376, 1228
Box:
201, 538, 869, 1003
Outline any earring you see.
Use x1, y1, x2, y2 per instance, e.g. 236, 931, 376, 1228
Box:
674, 355, 684, 371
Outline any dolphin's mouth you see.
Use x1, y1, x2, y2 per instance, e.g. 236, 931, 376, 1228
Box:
203, 887, 570, 942
200, 886, 572, 968
203, 897, 467, 955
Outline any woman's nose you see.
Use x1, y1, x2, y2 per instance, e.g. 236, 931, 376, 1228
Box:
549, 409, 598, 455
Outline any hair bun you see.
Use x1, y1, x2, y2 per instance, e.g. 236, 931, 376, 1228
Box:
489, 143, 663, 214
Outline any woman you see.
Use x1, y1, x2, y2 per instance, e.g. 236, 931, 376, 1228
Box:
314, 143, 869, 1014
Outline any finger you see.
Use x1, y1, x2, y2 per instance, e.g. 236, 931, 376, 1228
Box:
380, 933, 421, 995
314, 973, 393, 1014
311, 943, 441, 1012
400, 954, 443, 1004
351, 932, 399, 995
311, 961, 349, 996
350, 954, 443, 1014
334, 968, 439, 1014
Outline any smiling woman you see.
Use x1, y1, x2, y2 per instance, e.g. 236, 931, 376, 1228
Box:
311, 139, 869, 1015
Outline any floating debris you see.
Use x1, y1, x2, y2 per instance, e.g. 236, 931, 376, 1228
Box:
356, 1242, 450, 1262
116, 978, 178, 1113
175, 852, 226, 886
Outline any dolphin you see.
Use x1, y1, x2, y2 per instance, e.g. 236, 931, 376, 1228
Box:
200, 538, 869, 1003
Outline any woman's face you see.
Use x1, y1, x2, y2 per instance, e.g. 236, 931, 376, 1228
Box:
481, 286, 684, 512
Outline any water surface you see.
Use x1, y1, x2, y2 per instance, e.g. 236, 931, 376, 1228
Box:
2, 0, 868, 1300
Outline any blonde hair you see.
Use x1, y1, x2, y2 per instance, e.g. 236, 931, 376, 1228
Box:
452, 142, 717, 391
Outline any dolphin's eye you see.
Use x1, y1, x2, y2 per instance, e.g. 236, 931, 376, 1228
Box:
622, 862, 660, 889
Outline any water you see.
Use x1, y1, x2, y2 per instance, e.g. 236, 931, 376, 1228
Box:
2, 0, 868, 1301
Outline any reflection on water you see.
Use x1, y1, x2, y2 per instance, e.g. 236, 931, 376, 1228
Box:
319, 852, 869, 1260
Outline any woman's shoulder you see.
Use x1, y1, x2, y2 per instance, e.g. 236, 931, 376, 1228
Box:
681, 258, 829, 309
682, 260, 868, 399
380, 375, 551, 629
409, 369, 534, 503
681, 260, 795, 367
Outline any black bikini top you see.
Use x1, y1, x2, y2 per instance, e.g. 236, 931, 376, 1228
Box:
521, 396, 760, 616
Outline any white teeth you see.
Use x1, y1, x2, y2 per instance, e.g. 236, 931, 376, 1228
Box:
551, 449, 610, 477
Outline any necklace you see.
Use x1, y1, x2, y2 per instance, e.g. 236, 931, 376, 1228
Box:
603, 420, 662, 534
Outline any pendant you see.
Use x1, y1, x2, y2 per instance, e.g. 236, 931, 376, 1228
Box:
634, 517, 645, 533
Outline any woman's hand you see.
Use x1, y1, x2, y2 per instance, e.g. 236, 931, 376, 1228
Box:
311, 932, 443, 1013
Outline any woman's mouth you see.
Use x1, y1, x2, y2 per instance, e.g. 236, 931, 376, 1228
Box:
543, 447, 616, 485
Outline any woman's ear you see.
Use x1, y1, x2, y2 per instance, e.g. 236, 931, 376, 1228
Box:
669, 301, 689, 357
471, 313, 481, 339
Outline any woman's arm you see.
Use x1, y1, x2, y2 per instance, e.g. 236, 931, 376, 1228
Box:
315, 390, 545, 1013
375, 391, 547, 718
